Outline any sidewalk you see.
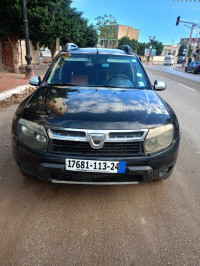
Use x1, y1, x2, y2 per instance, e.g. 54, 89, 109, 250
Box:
171, 63, 185, 73
0, 64, 49, 103
0, 72, 28, 93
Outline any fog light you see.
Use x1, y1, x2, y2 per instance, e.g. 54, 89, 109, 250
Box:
159, 167, 171, 177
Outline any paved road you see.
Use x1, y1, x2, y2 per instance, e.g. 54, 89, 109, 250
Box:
0, 66, 200, 265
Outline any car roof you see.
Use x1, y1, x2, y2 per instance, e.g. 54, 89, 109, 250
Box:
68, 47, 137, 57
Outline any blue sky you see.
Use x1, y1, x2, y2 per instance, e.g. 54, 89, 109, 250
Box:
71, 0, 200, 45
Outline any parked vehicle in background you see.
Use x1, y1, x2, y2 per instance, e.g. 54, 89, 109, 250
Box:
164, 55, 176, 65
177, 56, 185, 64
185, 61, 200, 74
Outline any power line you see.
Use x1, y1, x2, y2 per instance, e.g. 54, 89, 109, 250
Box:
173, 0, 200, 2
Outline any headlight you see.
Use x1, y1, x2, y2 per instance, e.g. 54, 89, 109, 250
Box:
17, 118, 48, 152
144, 124, 174, 155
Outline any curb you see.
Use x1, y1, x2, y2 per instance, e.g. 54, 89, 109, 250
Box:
0, 84, 31, 101
144, 62, 159, 65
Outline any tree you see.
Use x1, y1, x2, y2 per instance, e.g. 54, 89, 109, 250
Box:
118, 37, 164, 57
188, 44, 193, 58
60, 11, 98, 48
0, 0, 25, 73
118, 36, 138, 53
148, 40, 164, 56
0, 0, 72, 71
0, 0, 98, 72
137, 42, 147, 56
95, 14, 118, 48
84, 25, 98, 47
178, 43, 193, 58
28, 0, 73, 60
118, 36, 132, 48
178, 42, 187, 56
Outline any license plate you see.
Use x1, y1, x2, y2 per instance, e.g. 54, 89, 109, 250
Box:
65, 159, 126, 173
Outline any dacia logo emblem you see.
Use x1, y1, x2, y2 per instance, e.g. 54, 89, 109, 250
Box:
88, 133, 106, 149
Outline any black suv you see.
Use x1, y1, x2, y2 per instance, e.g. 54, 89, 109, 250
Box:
12, 44, 180, 184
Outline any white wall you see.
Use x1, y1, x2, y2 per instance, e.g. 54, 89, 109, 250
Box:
152, 56, 165, 62
20, 40, 39, 65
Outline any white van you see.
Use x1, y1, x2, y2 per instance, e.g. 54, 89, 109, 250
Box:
164, 55, 176, 65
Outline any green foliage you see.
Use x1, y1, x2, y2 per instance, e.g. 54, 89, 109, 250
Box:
118, 37, 138, 53
28, 1, 98, 52
188, 44, 193, 58
0, 0, 98, 53
178, 42, 193, 58
118, 37, 163, 57
178, 42, 187, 56
95, 14, 117, 47
27, 0, 70, 52
147, 40, 164, 56
83, 25, 98, 47
60, 14, 98, 48
0, 0, 24, 41
137, 42, 147, 56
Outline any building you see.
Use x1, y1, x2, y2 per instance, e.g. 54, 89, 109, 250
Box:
179, 37, 200, 58
179, 37, 200, 52
197, 38, 200, 60
162, 44, 179, 56
99, 25, 140, 48
117, 25, 139, 41
0, 39, 40, 71
180, 37, 200, 44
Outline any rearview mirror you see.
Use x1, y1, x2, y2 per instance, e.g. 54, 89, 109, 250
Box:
154, 80, 166, 91
29, 76, 41, 86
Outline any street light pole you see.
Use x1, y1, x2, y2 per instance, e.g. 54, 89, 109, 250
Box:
148, 36, 155, 62
22, 0, 34, 79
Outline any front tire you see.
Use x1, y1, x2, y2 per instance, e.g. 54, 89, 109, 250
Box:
192, 69, 196, 74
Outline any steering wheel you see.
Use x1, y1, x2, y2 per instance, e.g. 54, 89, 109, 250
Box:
105, 74, 133, 87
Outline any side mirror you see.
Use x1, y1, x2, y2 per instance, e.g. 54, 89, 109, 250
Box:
29, 76, 41, 86
154, 80, 166, 91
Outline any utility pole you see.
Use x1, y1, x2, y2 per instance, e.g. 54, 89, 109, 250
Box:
185, 24, 194, 59
22, 0, 34, 79
176, 17, 200, 60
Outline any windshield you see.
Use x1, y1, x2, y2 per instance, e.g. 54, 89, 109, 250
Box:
47, 54, 148, 89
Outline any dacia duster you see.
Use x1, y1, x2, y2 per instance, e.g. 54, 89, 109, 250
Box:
12, 44, 180, 184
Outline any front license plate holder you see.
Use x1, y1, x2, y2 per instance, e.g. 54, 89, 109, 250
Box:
65, 159, 126, 174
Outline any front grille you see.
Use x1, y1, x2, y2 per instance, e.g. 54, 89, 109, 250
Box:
49, 129, 86, 138
109, 132, 144, 139
48, 139, 144, 156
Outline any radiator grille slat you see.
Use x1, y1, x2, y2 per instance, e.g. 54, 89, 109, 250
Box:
49, 139, 144, 156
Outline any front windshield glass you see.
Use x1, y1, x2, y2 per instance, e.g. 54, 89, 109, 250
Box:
47, 54, 148, 89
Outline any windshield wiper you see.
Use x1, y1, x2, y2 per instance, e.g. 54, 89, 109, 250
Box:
103, 85, 135, 88
47, 83, 77, 86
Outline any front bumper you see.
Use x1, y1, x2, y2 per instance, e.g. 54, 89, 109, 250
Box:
12, 137, 180, 184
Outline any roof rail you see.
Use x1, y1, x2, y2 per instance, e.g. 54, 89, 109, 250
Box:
63, 43, 78, 52
118, 45, 133, 55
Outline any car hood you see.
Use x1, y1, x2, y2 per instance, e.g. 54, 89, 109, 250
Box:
22, 86, 171, 130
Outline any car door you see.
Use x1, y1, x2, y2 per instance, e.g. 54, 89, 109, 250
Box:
192, 62, 196, 71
